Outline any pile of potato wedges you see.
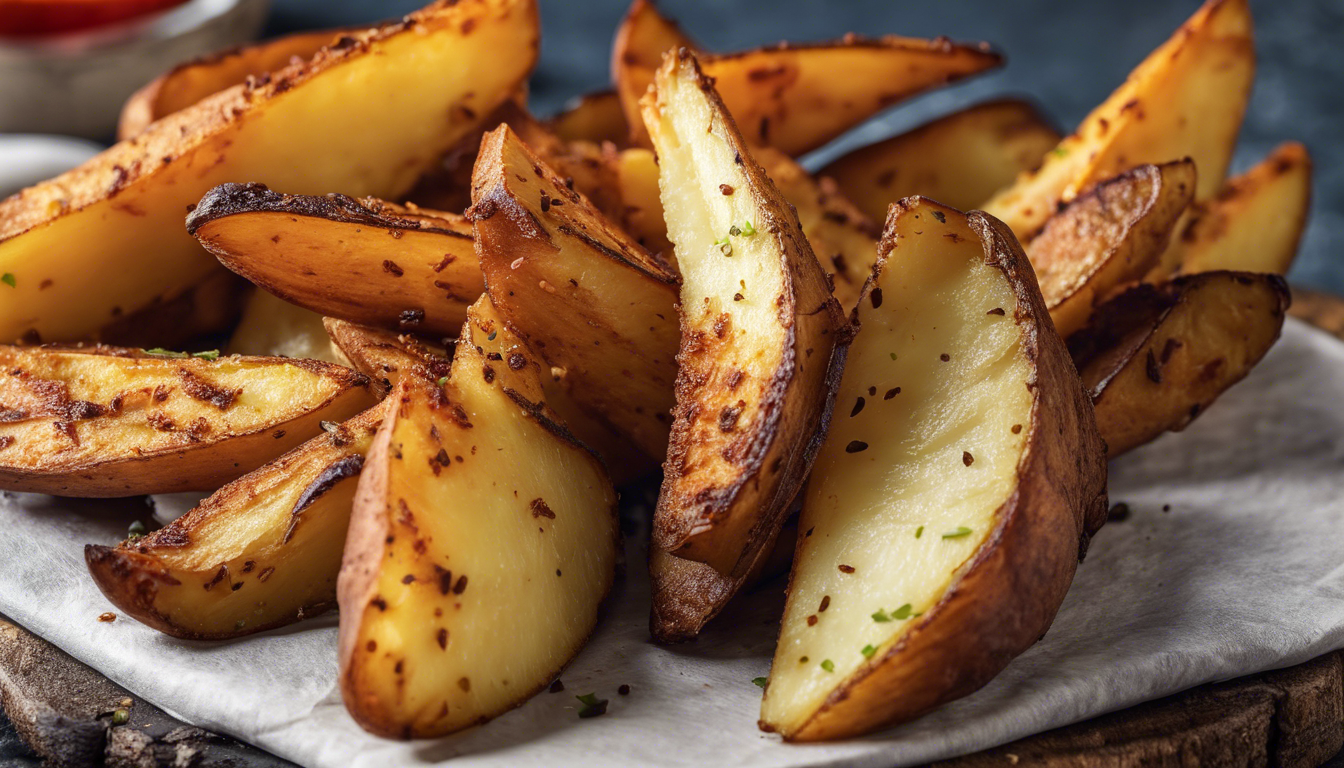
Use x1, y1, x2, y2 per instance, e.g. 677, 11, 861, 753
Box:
0, 0, 1309, 743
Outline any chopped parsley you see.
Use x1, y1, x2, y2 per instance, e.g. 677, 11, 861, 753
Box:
915, 525, 924, 539
891, 603, 914, 620
820, 659, 834, 673
575, 692, 608, 718
126, 520, 147, 541
890, 352, 898, 360
143, 348, 188, 358
752, 676, 768, 688
1051, 147, 1069, 158
871, 608, 891, 623
191, 350, 220, 361
739, 220, 757, 236
715, 236, 732, 256
0, 273, 14, 288
861, 644, 877, 659
437, 376, 449, 387
942, 526, 973, 539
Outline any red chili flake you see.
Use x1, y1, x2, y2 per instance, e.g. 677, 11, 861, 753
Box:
806, 615, 818, 626
382, 260, 404, 277
819, 595, 830, 612
531, 498, 556, 519
1011, 424, 1022, 434
453, 575, 468, 595
963, 451, 974, 466
884, 387, 900, 399
98, 612, 116, 623
850, 397, 865, 417
1146, 350, 1163, 383
940, 353, 950, 362
437, 629, 449, 650
838, 564, 855, 574
845, 441, 868, 453
719, 184, 734, 195
987, 307, 1005, 316
869, 288, 883, 309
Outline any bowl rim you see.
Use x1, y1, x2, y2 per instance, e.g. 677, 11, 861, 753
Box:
0, 0, 264, 55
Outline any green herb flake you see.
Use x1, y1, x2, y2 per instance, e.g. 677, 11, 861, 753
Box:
752, 676, 768, 688
942, 526, 973, 539
890, 352, 897, 360
143, 348, 188, 358
892, 603, 914, 620
740, 220, 757, 236
437, 376, 449, 387
111, 708, 129, 726
1, 273, 14, 288
1051, 147, 1069, 158
126, 520, 147, 540
861, 644, 877, 659
914, 525, 924, 539
820, 659, 834, 673
715, 237, 733, 257
191, 350, 220, 361
728, 225, 741, 237
575, 692, 609, 718
871, 609, 891, 623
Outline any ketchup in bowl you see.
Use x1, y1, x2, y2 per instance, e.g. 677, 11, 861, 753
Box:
0, 0, 191, 37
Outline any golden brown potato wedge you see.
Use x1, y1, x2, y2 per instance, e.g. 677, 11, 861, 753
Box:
338, 298, 618, 739
0, 346, 374, 496
611, 0, 698, 147
759, 198, 1108, 741
229, 290, 345, 364
983, 0, 1254, 241
324, 319, 451, 399
548, 89, 630, 146
117, 27, 345, 140
642, 51, 847, 578
1169, 142, 1312, 277
85, 405, 385, 639
1067, 271, 1289, 457
190, 183, 481, 338
614, 147, 676, 261
819, 99, 1062, 221
470, 124, 680, 460
752, 145, 881, 312
613, 1, 1000, 156
1030, 160, 1196, 338
0, 0, 538, 344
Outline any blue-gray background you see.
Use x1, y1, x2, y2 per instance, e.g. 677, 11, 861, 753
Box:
267, 0, 1342, 294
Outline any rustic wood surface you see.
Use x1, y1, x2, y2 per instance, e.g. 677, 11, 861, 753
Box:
0, 286, 1340, 767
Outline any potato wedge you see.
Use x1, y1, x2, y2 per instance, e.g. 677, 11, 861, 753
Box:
0, 0, 538, 344
612, 0, 698, 147
642, 51, 847, 578
190, 183, 481, 338
759, 198, 1108, 741
752, 145, 880, 312
614, 147, 676, 261
0, 347, 374, 496
338, 298, 618, 739
818, 99, 1062, 221
324, 320, 451, 399
983, 0, 1254, 241
1030, 160, 1195, 338
95, 270, 248, 351
548, 89, 630, 146
1068, 271, 1289, 457
612, 0, 1000, 155
229, 291, 345, 364
85, 405, 385, 639
470, 124, 680, 460
117, 28, 344, 140
1170, 142, 1312, 277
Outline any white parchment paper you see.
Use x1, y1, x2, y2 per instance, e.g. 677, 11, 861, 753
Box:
1, 318, 1342, 768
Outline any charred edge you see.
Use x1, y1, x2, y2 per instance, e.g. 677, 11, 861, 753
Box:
187, 183, 470, 239
285, 454, 366, 543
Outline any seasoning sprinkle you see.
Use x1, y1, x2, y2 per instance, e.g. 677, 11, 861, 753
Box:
752, 676, 768, 688
740, 220, 757, 236
0, 273, 13, 288
844, 440, 869, 453
437, 376, 449, 387
871, 609, 891, 623
915, 525, 924, 538
715, 236, 732, 256
820, 659, 834, 673
861, 644, 877, 659
192, 350, 220, 361
942, 526, 973, 539
575, 692, 608, 719
892, 603, 914, 620
144, 347, 188, 358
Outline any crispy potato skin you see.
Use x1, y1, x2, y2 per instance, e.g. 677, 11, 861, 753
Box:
1170, 142, 1312, 277
642, 52, 848, 579
324, 319, 451, 399
84, 405, 385, 639
0, 346, 374, 496
95, 270, 249, 350
117, 28, 346, 140
611, 0, 698, 147
1030, 160, 1196, 338
0, 0, 538, 344
819, 99, 1062, 220
470, 125, 680, 460
191, 183, 480, 338
1069, 272, 1289, 457
774, 202, 1108, 742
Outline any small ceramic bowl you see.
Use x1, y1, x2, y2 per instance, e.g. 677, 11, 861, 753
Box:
0, 0, 270, 139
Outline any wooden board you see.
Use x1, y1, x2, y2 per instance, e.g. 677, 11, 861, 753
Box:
933, 286, 1344, 767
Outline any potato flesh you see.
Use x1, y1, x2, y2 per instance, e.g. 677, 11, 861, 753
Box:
229, 291, 345, 364
87, 408, 382, 638
761, 212, 1030, 733
1171, 142, 1311, 276
654, 71, 787, 490
0, 0, 535, 343
340, 308, 617, 737
819, 99, 1062, 221
982, 0, 1253, 240
0, 350, 362, 476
